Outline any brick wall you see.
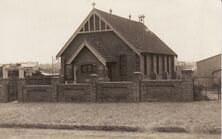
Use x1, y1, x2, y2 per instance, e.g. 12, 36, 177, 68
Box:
140, 80, 187, 101
96, 82, 134, 102
21, 85, 56, 102
25, 77, 52, 85
57, 84, 91, 102
3, 70, 193, 102
0, 84, 7, 102
0, 80, 8, 102
137, 70, 193, 102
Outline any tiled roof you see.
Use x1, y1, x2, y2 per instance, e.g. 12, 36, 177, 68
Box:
85, 38, 114, 62
96, 9, 177, 56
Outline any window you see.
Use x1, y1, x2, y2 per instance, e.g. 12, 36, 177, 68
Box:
65, 64, 73, 80
157, 55, 159, 74
144, 55, 147, 75
162, 56, 165, 72
81, 64, 97, 73
8, 69, 19, 78
167, 56, 170, 72
151, 54, 154, 72
136, 55, 140, 71
119, 55, 127, 76
172, 56, 175, 72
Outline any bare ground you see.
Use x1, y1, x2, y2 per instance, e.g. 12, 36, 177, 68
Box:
0, 128, 220, 139
0, 101, 220, 134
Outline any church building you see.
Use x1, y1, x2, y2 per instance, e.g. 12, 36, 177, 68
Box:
56, 8, 177, 83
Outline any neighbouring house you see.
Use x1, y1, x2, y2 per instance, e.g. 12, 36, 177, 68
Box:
1, 62, 39, 79
196, 54, 221, 87
20, 62, 39, 77
56, 8, 177, 83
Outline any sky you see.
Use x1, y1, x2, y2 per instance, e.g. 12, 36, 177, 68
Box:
0, 0, 221, 64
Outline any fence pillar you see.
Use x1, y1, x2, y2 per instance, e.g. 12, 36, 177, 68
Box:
182, 69, 193, 101
18, 68, 25, 79
2, 67, 8, 79
90, 74, 98, 102
17, 79, 25, 102
133, 72, 143, 102
0, 79, 9, 102
51, 77, 60, 102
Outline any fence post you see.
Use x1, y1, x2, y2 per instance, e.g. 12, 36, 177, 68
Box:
133, 72, 143, 102
181, 69, 193, 101
2, 67, 8, 79
18, 68, 25, 79
51, 77, 60, 102
17, 79, 25, 102
90, 74, 98, 102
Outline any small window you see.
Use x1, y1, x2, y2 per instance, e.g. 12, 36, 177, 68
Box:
162, 56, 165, 72
65, 64, 73, 80
136, 55, 140, 72
81, 64, 97, 73
119, 55, 127, 76
151, 54, 154, 73
157, 55, 159, 74
167, 56, 170, 72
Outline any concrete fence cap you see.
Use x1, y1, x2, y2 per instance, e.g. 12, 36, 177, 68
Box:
90, 74, 98, 77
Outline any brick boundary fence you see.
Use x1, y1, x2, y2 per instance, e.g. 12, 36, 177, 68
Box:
0, 70, 193, 102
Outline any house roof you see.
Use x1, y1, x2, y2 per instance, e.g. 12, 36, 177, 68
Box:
57, 8, 177, 58
67, 40, 112, 65
85, 38, 114, 62
95, 9, 177, 56
196, 54, 221, 63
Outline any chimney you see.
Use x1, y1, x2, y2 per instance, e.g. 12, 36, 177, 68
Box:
129, 14, 131, 20
109, 9, 112, 14
138, 15, 145, 24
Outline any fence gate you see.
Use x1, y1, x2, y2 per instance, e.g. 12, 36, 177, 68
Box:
8, 79, 18, 101
193, 76, 221, 101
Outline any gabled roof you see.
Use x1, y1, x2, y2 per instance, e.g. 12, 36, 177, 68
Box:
95, 9, 177, 56
66, 40, 112, 65
56, 8, 177, 59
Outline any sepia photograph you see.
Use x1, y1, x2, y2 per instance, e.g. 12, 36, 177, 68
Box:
0, 0, 221, 138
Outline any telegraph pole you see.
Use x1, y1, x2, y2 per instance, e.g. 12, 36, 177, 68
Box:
52, 56, 54, 76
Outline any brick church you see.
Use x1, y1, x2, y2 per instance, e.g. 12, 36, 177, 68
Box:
56, 8, 177, 83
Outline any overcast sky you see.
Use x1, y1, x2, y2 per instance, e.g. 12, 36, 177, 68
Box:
0, 0, 221, 64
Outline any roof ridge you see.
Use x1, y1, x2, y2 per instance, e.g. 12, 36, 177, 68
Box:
94, 8, 144, 25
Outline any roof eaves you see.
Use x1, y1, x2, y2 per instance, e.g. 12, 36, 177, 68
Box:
56, 9, 96, 59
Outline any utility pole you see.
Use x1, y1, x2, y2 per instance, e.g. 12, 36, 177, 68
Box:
52, 56, 54, 76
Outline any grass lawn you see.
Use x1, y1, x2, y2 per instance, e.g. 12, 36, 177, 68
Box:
0, 101, 220, 135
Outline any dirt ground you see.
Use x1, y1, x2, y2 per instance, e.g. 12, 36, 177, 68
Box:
0, 128, 220, 139
0, 101, 220, 136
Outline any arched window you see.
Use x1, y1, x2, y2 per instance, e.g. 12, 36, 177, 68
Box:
81, 64, 97, 73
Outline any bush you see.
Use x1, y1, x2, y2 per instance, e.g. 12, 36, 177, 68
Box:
193, 85, 208, 101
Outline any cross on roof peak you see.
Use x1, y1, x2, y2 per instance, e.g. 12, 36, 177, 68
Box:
92, 2, 96, 9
